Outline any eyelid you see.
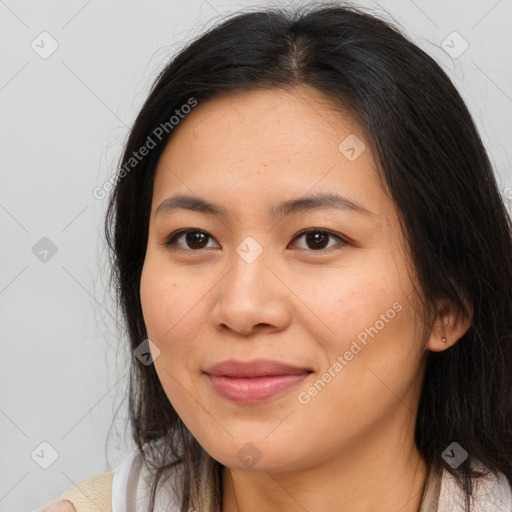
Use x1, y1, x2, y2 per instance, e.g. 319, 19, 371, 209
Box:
161, 228, 350, 253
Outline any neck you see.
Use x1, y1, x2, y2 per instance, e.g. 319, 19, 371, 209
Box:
221, 414, 428, 512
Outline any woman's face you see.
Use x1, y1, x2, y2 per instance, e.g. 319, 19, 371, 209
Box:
140, 85, 431, 472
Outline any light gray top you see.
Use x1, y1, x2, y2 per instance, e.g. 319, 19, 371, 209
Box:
111, 447, 512, 512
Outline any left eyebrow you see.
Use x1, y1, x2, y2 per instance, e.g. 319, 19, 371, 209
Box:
271, 192, 375, 218
154, 192, 376, 218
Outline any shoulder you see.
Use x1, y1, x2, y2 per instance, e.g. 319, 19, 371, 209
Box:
33, 471, 113, 512
34, 442, 184, 512
471, 467, 512, 511
108, 442, 183, 512
438, 459, 512, 512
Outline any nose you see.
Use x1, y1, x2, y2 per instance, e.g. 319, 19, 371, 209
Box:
209, 243, 292, 337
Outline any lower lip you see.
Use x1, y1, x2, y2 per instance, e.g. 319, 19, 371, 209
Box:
206, 373, 310, 403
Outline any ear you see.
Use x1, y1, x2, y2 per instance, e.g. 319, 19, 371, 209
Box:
427, 296, 473, 352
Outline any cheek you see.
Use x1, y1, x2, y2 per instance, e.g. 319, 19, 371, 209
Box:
140, 259, 195, 342
306, 262, 424, 403
294, 283, 422, 440
140, 261, 202, 416
327, 286, 421, 393
309, 268, 410, 351
140, 262, 168, 340
139, 259, 212, 387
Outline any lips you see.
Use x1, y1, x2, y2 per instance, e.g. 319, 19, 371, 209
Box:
205, 358, 312, 377
203, 359, 313, 403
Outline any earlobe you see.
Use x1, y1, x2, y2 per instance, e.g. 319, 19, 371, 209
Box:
426, 298, 473, 353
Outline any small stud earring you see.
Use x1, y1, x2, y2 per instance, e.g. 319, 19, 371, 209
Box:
442, 336, 447, 342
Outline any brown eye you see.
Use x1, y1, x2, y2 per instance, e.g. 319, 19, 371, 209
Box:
183, 231, 209, 249
164, 229, 217, 251
290, 229, 347, 251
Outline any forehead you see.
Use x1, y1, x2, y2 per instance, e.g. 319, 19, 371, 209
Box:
159, 85, 366, 159
151, 86, 382, 216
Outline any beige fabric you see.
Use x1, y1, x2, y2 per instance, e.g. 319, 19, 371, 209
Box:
34, 471, 113, 512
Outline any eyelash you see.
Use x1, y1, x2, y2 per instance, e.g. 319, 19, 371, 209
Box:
162, 228, 349, 253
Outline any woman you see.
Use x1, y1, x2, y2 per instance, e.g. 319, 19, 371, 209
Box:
37, 2, 512, 511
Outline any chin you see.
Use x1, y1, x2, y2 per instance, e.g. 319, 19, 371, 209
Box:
196, 434, 311, 473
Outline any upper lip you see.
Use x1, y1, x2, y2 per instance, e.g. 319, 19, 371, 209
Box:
204, 359, 313, 378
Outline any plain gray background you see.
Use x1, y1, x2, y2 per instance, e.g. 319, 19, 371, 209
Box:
1, 0, 511, 510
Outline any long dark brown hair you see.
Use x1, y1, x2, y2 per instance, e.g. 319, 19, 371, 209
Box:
104, 2, 512, 511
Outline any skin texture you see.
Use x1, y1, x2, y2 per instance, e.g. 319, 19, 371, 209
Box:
139, 85, 471, 512
43, 500, 76, 512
